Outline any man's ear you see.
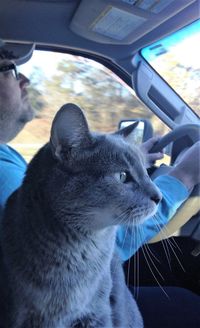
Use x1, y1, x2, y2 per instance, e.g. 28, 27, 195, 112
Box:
115, 122, 139, 145
50, 103, 92, 160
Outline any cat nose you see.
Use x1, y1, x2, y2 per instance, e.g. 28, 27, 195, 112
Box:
144, 176, 162, 205
151, 193, 162, 205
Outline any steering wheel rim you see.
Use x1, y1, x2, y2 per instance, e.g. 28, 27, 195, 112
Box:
150, 124, 200, 153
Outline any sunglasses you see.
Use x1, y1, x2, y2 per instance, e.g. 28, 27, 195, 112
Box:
0, 62, 19, 80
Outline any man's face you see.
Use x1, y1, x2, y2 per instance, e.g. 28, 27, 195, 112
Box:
0, 59, 34, 143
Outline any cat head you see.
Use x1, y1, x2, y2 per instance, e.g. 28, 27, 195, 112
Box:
33, 103, 161, 232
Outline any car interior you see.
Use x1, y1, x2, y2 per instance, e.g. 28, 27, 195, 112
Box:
0, 0, 200, 327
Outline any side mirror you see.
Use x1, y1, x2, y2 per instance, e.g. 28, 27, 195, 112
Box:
118, 119, 153, 144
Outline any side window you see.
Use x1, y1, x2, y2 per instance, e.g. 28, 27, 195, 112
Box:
10, 50, 169, 162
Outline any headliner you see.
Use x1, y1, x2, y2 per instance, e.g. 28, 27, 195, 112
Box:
0, 0, 199, 72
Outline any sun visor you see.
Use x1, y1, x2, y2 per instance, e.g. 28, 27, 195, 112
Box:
0, 41, 35, 65
70, 0, 195, 45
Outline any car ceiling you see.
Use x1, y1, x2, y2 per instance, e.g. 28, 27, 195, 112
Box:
0, 0, 199, 73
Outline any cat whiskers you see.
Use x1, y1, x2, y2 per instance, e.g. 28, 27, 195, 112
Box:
152, 216, 185, 272
111, 207, 137, 277
138, 224, 170, 299
112, 208, 131, 226
134, 214, 185, 299
126, 219, 135, 292
114, 210, 143, 299
153, 215, 183, 254
132, 220, 140, 299
146, 217, 173, 270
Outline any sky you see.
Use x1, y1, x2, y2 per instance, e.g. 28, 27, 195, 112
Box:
20, 51, 69, 79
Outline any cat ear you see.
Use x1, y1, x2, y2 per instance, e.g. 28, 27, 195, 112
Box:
115, 122, 139, 145
50, 103, 91, 159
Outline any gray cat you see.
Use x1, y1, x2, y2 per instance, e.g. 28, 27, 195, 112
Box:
0, 103, 161, 327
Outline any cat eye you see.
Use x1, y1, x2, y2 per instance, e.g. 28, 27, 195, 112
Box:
115, 171, 133, 183
120, 172, 127, 183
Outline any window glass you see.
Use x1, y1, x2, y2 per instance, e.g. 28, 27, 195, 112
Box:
10, 50, 169, 162
141, 19, 200, 117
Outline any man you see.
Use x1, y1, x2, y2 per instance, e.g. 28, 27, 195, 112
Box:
0, 40, 199, 258
0, 41, 35, 215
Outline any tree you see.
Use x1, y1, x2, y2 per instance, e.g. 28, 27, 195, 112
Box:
28, 66, 46, 117
43, 56, 154, 132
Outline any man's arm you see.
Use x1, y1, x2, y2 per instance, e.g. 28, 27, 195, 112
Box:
168, 141, 200, 191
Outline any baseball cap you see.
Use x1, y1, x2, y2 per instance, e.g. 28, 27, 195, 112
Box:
0, 39, 35, 65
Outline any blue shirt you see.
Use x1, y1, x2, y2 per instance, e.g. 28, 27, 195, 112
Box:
0, 145, 189, 260
0, 145, 27, 215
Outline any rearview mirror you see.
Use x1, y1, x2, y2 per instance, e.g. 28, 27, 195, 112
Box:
119, 119, 153, 144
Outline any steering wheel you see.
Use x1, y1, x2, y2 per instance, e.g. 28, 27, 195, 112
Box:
148, 123, 200, 243
150, 124, 200, 154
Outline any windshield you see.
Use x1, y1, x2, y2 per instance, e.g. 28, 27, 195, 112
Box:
141, 19, 200, 117
10, 50, 169, 162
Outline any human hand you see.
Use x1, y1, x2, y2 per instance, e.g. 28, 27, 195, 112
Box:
169, 141, 200, 191
140, 136, 164, 168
